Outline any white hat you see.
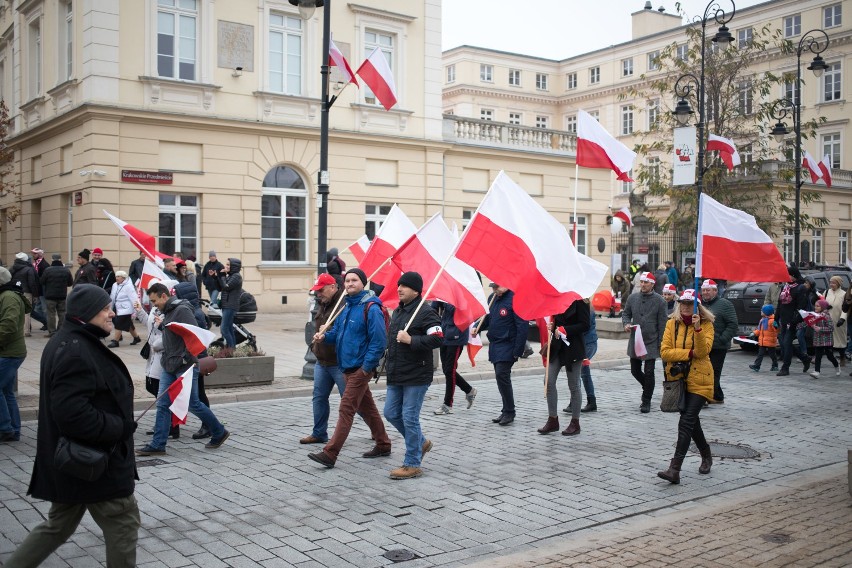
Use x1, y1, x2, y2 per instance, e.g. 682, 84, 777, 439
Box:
678, 289, 701, 303
639, 271, 656, 283
662, 283, 677, 294
15, 252, 28, 261
701, 279, 718, 289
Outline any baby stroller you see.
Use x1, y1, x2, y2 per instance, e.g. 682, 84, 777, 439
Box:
202, 290, 258, 351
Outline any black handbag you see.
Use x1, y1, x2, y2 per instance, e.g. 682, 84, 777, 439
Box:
54, 436, 111, 482
139, 340, 151, 359
660, 378, 685, 412
145, 376, 160, 396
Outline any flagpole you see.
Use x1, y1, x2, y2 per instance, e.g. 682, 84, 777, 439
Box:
471, 293, 497, 336
316, 290, 347, 337
401, 250, 454, 334
136, 372, 190, 422
572, 164, 579, 244
366, 257, 392, 282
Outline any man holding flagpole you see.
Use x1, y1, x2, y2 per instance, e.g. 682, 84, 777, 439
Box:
622, 272, 668, 413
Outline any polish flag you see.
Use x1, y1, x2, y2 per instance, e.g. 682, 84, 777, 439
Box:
329, 38, 358, 87
696, 193, 788, 282
799, 309, 827, 327
577, 110, 636, 181
455, 171, 608, 320
166, 366, 193, 426
633, 324, 648, 358
356, 47, 397, 111
707, 134, 741, 171
613, 206, 632, 227
103, 210, 168, 267
166, 322, 217, 356
467, 323, 483, 366
388, 213, 488, 326
140, 258, 168, 290
359, 205, 416, 289
818, 155, 832, 188
802, 151, 823, 184
347, 235, 371, 264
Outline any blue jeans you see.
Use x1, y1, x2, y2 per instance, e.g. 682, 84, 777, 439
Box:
311, 364, 345, 441
384, 384, 429, 467
151, 367, 224, 450
221, 308, 236, 348
0, 357, 24, 435
209, 289, 220, 306
846, 318, 851, 355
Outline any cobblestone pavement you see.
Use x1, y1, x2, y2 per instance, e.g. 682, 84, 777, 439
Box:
1, 343, 850, 566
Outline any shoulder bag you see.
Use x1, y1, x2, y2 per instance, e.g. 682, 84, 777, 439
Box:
54, 436, 112, 482
660, 321, 691, 413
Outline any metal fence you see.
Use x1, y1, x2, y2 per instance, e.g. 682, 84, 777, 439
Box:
610, 228, 693, 274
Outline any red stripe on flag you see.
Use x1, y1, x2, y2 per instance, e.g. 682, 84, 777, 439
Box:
700, 235, 789, 282
577, 139, 633, 181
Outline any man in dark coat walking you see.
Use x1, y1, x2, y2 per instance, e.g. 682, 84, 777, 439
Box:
622, 271, 668, 413
39, 254, 73, 336
73, 248, 98, 287
202, 251, 224, 304
4, 284, 140, 568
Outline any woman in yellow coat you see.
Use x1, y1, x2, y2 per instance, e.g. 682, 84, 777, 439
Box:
657, 289, 716, 484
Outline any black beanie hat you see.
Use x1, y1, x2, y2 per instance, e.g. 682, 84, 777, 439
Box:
66, 284, 112, 322
345, 268, 368, 286
78, 248, 91, 260
397, 271, 423, 294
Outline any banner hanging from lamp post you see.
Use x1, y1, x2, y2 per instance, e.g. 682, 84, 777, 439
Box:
672, 126, 697, 186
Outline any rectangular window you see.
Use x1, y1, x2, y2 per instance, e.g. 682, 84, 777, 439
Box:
620, 171, 633, 194
783, 229, 794, 263
839, 230, 848, 264
822, 133, 841, 168
480, 108, 493, 121
783, 76, 800, 105
28, 19, 41, 98
570, 215, 587, 255
648, 100, 660, 129
824, 4, 842, 28
365, 203, 392, 240
480, 64, 492, 82
268, 12, 302, 95
535, 115, 548, 129
567, 72, 577, 89
622, 58, 633, 77
565, 115, 577, 133
58, 0, 73, 82
647, 157, 660, 186
508, 112, 521, 125
589, 66, 600, 84
261, 191, 307, 263
60, 144, 73, 174
535, 73, 548, 90
588, 110, 599, 121
823, 62, 841, 102
462, 209, 474, 231
784, 14, 801, 37
740, 143, 753, 163
364, 30, 394, 106
621, 105, 633, 135
737, 27, 752, 48
157, 0, 197, 81
738, 80, 753, 115
676, 44, 688, 61
647, 51, 660, 71
509, 68, 521, 86
159, 193, 199, 260
812, 230, 823, 264
446, 64, 455, 83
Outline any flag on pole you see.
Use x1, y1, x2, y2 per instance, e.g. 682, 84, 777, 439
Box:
818, 155, 832, 188
103, 210, 168, 267
576, 110, 636, 181
347, 235, 371, 264
633, 325, 648, 358
798, 309, 827, 327
802, 151, 823, 184
140, 258, 169, 290
707, 134, 741, 171
696, 193, 789, 282
356, 47, 397, 110
455, 171, 608, 320
613, 206, 632, 227
166, 322, 217, 356
167, 366, 194, 426
329, 38, 358, 87
388, 213, 488, 326
467, 323, 483, 366
359, 205, 416, 292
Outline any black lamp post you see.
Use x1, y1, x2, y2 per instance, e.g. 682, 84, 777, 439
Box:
767, 29, 829, 266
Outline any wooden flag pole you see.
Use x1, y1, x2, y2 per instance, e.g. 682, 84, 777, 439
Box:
471, 293, 497, 336
401, 252, 454, 334
316, 290, 347, 337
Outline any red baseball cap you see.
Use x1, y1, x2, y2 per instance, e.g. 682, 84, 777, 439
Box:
310, 273, 336, 291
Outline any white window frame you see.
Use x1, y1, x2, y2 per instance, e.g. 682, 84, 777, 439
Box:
822, 62, 841, 102
365, 203, 392, 240
535, 72, 548, 90
588, 110, 599, 121
535, 115, 548, 129
480, 64, 493, 82
824, 4, 842, 28
158, 193, 200, 260
738, 80, 753, 115
461, 209, 474, 231
58, 0, 73, 83
621, 105, 633, 135
508, 68, 521, 86
622, 58, 633, 77
822, 132, 841, 168
508, 112, 521, 125
647, 156, 660, 186
446, 64, 455, 83
567, 72, 577, 90
261, 188, 308, 264
784, 14, 801, 37
839, 230, 848, 264
26, 11, 42, 100
647, 51, 660, 71
648, 100, 660, 129
363, 29, 395, 107
570, 215, 587, 255
353, 11, 408, 109
783, 229, 794, 263
784, 78, 800, 105
267, 11, 303, 96
589, 66, 600, 84
620, 171, 634, 194
156, 0, 198, 81
737, 27, 752, 48
812, 230, 823, 264
480, 108, 493, 121
676, 44, 688, 61
565, 115, 577, 133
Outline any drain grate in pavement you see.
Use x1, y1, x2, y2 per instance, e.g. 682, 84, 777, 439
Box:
383, 549, 418, 562
762, 532, 793, 544
688, 441, 760, 459
137, 459, 167, 468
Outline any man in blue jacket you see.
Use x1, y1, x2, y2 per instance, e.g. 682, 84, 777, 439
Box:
309, 268, 392, 468
478, 284, 528, 426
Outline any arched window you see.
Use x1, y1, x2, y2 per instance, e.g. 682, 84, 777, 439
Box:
261, 165, 307, 263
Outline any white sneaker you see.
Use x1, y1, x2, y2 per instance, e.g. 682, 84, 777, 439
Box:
836, 367, 841, 376
809, 371, 820, 379
466, 388, 478, 409
434, 404, 453, 415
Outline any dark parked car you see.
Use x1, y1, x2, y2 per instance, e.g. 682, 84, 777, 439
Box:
800, 269, 851, 296
724, 281, 774, 334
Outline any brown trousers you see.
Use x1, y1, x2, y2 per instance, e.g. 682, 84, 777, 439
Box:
323, 368, 390, 460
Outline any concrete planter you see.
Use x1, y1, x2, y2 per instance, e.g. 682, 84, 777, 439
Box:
205, 356, 275, 388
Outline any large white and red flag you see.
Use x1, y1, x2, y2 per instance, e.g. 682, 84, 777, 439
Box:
329, 37, 358, 87
707, 134, 741, 171
455, 171, 608, 320
696, 193, 788, 282
359, 205, 416, 293
802, 150, 823, 184
139, 258, 177, 290
818, 155, 833, 188
613, 206, 632, 227
387, 213, 488, 326
166, 322, 217, 356
347, 235, 371, 264
577, 110, 636, 181
103, 210, 168, 267
166, 366, 193, 426
356, 47, 397, 111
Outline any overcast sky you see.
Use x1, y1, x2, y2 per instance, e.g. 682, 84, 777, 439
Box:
443, 0, 767, 60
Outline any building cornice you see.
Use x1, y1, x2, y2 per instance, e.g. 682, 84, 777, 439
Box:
443, 85, 557, 106
347, 3, 416, 24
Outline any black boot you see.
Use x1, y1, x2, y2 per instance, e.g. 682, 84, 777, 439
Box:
192, 425, 211, 440
537, 416, 559, 434
581, 396, 597, 413
699, 447, 713, 474
169, 425, 180, 439
657, 456, 684, 484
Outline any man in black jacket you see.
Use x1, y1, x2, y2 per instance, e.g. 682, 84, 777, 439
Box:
128, 251, 145, 285
5, 284, 140, 567
383, 272, 443, 480
775, 265, 811, 376
39, 254, 73, 336
73, 248, 98, 287
202, 251, 224, 304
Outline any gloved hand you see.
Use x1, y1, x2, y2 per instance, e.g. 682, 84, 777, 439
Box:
122, 420, 138, 438
837, 318, 845, 328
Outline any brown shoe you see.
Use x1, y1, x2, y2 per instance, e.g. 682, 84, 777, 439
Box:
362, 444, 391, 458
299, 435, 326, 444
537, 416, 560, 434
308, 451, 336, 468
562, 418, 581, 436
422, 439, 433, 455
390, 466, 423, 480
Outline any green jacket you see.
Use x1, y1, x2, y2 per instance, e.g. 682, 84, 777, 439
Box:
0, 288, 31, 358
704, 295, 738, 350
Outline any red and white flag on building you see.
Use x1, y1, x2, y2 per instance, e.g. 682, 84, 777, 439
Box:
802, 151, 823, 184
356, 47, 397, 110
347, 235, 371, 264
818, 155, 832, 188
799, 309, 827, 327
166, 322, 217, 356
613, 206, 632, 227
467, 323, 483, 366
455, 171, 608, 320
707, 134, 741, 171
633, 325, 648, 358
696, 193, 789, 282
577, 110, 636, 181
329, 38, 358, 87
359, 205, 416, 294
103, 210, 168, 267
388, 213, 488, 325
166, 366, 194, 426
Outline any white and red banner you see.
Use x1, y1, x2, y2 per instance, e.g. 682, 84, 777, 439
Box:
103, 210, 168, 267
359, 205, 417, 292
166, 322, 217, 356
347, 235, 371, 264
799, 309, 827, 327
356, 47, 397, 111
613, 206, 632, 227
166, 366, 193, 426
633, 325, 648, 358
576, 110, 636, 181
802, 150, 823, 184
140, 258, 178, 291
455, 171, 608, 320
329, 38, 358, 87
707, 134, 741, 171
818, 155, 832, 188
388, 213, 488, 327
467, 323, 483, 366
696, 193, 788, 282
